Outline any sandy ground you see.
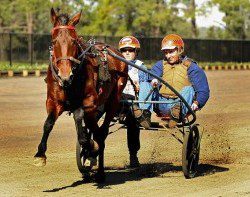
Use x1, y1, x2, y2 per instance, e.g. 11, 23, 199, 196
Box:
0, 71, 250, 196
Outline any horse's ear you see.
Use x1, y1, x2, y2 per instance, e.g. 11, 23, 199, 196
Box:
69, 10, 82, 26
51, 8, 57, 25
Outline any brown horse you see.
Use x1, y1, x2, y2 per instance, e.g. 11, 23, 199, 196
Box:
34, 8, 127, 182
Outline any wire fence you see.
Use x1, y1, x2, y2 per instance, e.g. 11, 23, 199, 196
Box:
0, 33, 250, 66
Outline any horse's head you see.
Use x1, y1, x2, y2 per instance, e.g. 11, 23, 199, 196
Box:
50, 8, 82, 88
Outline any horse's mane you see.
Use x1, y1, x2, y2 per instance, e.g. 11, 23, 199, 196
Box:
57, 13, 70, 25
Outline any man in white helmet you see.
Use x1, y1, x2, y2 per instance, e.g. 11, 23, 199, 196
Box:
118, 36, 148, 168
139, 34, 210, 128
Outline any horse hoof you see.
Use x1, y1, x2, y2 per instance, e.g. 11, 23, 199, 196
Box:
85, 157, 97, 169
95, 172, 106, 183
90, 139, 99, 153
34, 157, 46, 167
82, 172, 91, 183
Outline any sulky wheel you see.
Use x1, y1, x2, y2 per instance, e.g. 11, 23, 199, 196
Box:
76, 140, 87, 174
182, 124, 201, 179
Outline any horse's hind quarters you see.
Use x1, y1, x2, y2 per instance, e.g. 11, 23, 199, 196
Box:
33, 157, 46, 167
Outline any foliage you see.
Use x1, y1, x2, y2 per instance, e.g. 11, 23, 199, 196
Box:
211, 0, 250, 39
0, 61, 249, 71
0, 0, 52, 33
0, 0, 249, 40
0, 62, 48, 71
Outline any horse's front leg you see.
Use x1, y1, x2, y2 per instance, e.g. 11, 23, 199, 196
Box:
73, 108, 98, 156
73, 107, 89, 149
81, 109, 105, 182
34, 102, 63, 167
94, 97, 123, 182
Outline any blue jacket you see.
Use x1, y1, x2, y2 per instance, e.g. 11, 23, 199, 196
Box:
150, 59, 210, 108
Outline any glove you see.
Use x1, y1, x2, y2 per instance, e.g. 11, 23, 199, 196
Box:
191, 101, 199, 111
151, 78, 158, 87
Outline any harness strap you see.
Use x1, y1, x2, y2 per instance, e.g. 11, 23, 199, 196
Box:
78, 43, 94, 59
49, 57, 63, 86
56, 56, 81, 64
51, 25, 75, 34
128, 76, 139, 100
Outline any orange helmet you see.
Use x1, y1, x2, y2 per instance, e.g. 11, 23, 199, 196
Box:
161, 34, 184, 54
118, 36, 140, 50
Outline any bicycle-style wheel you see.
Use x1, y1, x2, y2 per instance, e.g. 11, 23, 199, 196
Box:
182, 125, 201, 179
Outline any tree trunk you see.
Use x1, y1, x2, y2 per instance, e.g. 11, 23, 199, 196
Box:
190, 0, 198, 38
26, 12, 33, 64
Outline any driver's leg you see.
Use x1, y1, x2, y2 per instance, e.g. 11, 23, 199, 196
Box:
158, 97, 180, 128
126, 110, 140, 168
138, 81, 154, 111
179, 86, 195, 116
136, 81, 155, 128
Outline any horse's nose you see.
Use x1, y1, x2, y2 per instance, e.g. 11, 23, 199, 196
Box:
69, 71, 73, 81
58, 71, 73, 87
58, 71, 73, 82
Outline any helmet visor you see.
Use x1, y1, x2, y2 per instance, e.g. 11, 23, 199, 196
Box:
161, 45, 176, 50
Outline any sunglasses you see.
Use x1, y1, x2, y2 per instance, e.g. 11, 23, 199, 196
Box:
163, 48, 178, 54
120, 48, 136, 53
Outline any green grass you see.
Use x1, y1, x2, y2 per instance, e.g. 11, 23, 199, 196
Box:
0, 61, 249, 71
143, 60, 250, 69
0, 62, 48, 71
198, 62, 250, 67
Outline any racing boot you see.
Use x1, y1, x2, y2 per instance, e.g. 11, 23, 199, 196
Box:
132, 104, 143, 119
129, 153, 140, 168
132, 105, 151, 129
139, 109, 151, 129
168, 104, 181, 128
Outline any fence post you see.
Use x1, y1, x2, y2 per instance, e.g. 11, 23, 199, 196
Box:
9, 33, 12, 67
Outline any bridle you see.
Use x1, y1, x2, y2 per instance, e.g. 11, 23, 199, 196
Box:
49, 25, 95, 87
51, 25, 82, 65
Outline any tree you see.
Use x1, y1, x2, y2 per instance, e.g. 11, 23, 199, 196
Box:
8, 0, 52, 62
76, 0, 120, 36
77, 0, 192, 38
211, 0, 250, 39
134, 0, 173, 37
171, 0, 201, 38
0, 0, 27, 33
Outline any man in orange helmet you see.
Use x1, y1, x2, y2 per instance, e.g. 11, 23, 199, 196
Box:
139, 34, 210, 128
118, 36, 148, 168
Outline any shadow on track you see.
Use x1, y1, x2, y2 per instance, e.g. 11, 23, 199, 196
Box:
197, 163, 229, 177
43, 163, 229, 192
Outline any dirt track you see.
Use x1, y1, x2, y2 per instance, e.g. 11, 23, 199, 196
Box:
0, 71, 250, 196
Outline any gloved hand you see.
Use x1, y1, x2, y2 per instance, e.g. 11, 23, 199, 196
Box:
151, 78, 158, 87
191, 101, 199, 111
